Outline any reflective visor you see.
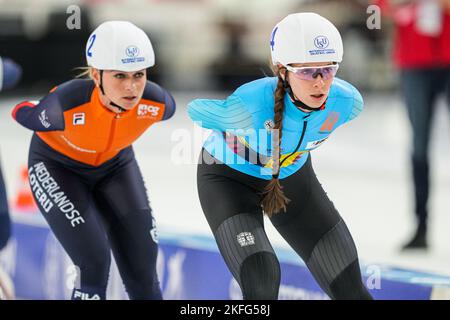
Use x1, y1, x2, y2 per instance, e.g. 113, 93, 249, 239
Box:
286, 64, 339, 81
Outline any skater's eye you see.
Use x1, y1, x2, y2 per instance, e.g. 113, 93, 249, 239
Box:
114, 73, 126, 79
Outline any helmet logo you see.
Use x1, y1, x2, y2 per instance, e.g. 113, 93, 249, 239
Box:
122, 45, 145, 65
86, 34, 96, 57
270, 27, 278, 51
314, 36, 329, 49
126, 45, 140, 57
309, 35, 335, 56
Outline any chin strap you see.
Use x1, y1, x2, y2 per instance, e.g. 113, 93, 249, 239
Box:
280, 76, 326, 112
99, 70, 127, 113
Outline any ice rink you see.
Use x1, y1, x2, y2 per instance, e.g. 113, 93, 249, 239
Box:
1, 89, 449, 280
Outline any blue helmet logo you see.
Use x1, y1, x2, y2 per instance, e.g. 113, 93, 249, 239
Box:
86, 34, 96, 57
270, 27, 278, 51
314, 36, 329, 49
126, 46, 140, 58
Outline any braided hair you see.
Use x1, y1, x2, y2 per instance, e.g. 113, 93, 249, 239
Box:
260, 67, 290, 217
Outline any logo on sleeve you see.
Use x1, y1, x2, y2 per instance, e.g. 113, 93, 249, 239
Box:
73, 113, 85, 125
137, 104, 160, 119
39, 110, 51, 128
319, 112, 340, 133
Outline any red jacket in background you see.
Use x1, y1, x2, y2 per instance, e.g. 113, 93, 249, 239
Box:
375, 0, 450, 69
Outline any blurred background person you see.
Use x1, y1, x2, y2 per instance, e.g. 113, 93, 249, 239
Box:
0, 162, 11, 253
0, 161, 14, 299
374, 0, 450, 250
0, 56, 22, 300
0, 56, 22, 249
0, 57, 22, 93
1, 56, 23, 249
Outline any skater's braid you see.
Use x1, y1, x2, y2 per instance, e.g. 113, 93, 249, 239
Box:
261, 67, 290, 217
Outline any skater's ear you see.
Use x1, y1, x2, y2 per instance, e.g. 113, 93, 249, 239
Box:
90, 68, 101, 87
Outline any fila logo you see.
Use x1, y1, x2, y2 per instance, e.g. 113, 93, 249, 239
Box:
73, 113, 85, 125
73, 289, 100, 300
137, 104, 160, 118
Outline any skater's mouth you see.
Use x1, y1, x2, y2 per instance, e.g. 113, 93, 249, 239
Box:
310, 93, 325, 99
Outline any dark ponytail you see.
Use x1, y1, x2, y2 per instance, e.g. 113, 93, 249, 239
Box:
260, 72, 290, 217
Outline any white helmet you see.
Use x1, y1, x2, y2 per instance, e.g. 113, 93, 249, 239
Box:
86, 21, 155, 72
270, 13, 343, 66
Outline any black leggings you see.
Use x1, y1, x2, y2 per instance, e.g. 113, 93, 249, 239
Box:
197, 149, 372, 300
28, 134, 161, 300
